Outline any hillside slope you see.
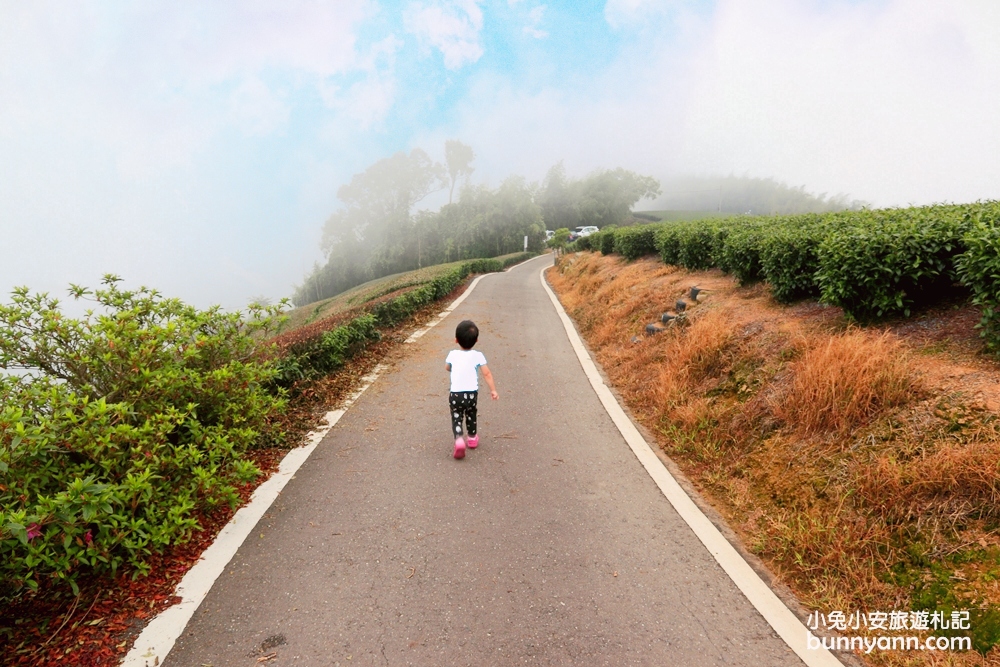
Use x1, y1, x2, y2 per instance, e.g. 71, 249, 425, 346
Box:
549, 252, 1000, 665
280, 260, 472, 334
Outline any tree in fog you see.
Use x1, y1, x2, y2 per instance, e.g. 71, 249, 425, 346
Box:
537, 162, 578, 231
294, 147, 657, 306
317, 148, 446, 291
458, 176, 544, 258
444, 140, 475, 205
577, 168, 661, 227
538, 164, 661, 230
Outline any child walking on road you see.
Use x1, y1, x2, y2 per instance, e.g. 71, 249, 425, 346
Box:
445, 320, 499, 459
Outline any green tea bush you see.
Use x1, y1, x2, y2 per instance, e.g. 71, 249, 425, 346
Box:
372, 266, 465, 326
0, 276, 285, 599
956, 204, 1000, 351
655, 224, 684, 265
719, 220, 768, 285
600, 226, 618, 255
573, 234, 594, 251
817, 207, 970, 320
676, 223, 718, 271
709, 223, 733, 273
759, 219, 826, 302
613, 225, 660, 260
374, 252, 533, 322
273, 314, 381, 386
589, 203, 1000, 328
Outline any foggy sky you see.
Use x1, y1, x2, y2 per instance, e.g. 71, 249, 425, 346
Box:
1, 0, 998, 311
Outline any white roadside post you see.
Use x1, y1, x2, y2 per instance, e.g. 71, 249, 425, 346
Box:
524, 235, 528, 251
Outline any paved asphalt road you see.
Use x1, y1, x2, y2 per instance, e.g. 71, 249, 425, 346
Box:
166, 254, 803, 666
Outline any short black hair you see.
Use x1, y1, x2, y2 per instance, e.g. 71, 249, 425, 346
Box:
456, 320, 479, 349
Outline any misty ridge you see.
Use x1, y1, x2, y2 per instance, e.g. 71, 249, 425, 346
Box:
295, 141, 863, 306
644, 174, 868, 218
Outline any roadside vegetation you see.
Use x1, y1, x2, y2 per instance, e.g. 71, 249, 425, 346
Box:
281, 261, 472, 333
273, 254, 534, 391
0, 138, 871, 662
550, 203, 1000, 664
573, 201, 1000, 349
0, 251, 532, 665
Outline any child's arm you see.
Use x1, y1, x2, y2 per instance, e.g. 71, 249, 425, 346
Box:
480, 364, 498, 400
445, 362, 451, 372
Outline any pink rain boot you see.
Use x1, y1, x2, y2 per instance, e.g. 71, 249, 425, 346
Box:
467, 434, 479, 449
453, 437, 466, 459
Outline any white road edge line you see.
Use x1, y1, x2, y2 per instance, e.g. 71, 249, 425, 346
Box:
539, 264, 842, 667
121, 367, 384, 667
405, 274, 487, 343
122, 261, 509, 667
404, 254, 546, 344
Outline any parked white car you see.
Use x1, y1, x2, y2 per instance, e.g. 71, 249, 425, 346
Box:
569, 226, 599, 241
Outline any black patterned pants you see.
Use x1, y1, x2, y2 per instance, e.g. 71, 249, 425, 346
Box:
449, 391, 478, 438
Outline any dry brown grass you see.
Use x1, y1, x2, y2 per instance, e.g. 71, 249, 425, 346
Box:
857, 416, 1000, 526
775, 330, 917, 435
548, 251, 1000, 666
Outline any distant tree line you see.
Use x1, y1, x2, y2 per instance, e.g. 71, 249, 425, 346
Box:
293, 143, 660, 305
645, 174, 868, 216
293, 146, 863, 306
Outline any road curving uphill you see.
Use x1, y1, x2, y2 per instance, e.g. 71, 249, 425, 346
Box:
163, 254, 824, 666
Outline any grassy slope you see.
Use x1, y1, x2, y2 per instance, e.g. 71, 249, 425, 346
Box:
280, 261, 469, 334
549, 252, 1000, 665
280, 252, 530, 336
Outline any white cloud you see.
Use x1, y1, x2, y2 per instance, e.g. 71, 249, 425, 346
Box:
426, 0, 1000, 208
676, 0, 1000, 205
145, 0, 374, 82
229, 75, 291, 136
344, 75, 399, 129
404, 0, 485, 70
604, 0, 685, 29
0, 1, 378, 169
523, 5, 548, 39
317, 35, 402, 128
0, 1, 380, 309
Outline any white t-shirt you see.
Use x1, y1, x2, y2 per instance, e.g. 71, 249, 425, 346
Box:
446, 349, 488, 393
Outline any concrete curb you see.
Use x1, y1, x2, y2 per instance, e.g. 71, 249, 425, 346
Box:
539, 263, 843, 667
121, 267, 501, 667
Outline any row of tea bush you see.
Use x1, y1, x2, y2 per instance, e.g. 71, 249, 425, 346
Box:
573, 203, 1000, 347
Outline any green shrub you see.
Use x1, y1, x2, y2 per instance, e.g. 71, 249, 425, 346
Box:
573, 234, 593, 251
676, 223, 718, 271
719, 220, 768, 284
759, 219, 826, 302
276, 253, 535, 387
709, 223, 733, 273
464, 258, 499, 276
273, 314, 382, 386
0, 277, 284, 599
655, 224, 684, 265
373, 253, 531, 324
956, 203, 1000, 351
600, 226, 618, 255
817, 207, 970, 320
613, 225, 660, 260
547, 228, 571, 251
